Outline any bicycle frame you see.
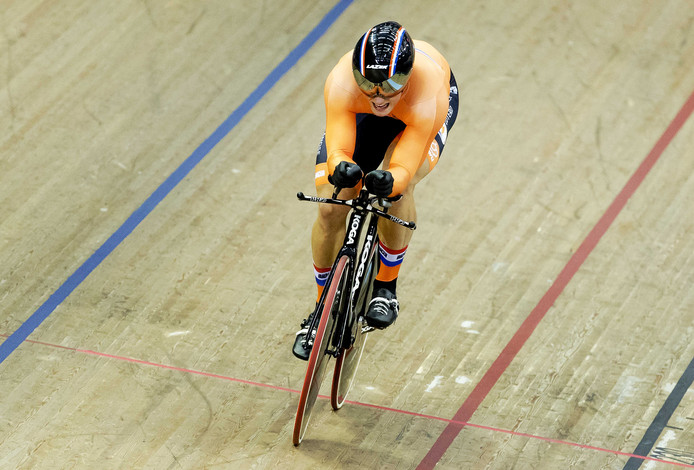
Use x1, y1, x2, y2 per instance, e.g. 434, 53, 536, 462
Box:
296, 188, 416, 355
331, 198, 378, 354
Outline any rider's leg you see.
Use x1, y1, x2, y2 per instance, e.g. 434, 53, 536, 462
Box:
376, 140, 431, 288
294, 182, 360, 361
365, 142, 432, 329
375, 165, 425, 264
311, 183, 360, 302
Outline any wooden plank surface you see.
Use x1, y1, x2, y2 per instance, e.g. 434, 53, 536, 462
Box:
1, 1, 694, 468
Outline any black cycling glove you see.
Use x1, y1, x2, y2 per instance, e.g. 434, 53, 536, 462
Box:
365, 170, 394, 197
329, 161, 363, 188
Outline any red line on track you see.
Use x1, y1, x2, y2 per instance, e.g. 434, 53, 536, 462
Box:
8, 336, 299, 395
417, 88, 694, 469
3, 333, 693, 469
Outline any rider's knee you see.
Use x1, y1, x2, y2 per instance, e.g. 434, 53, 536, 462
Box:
394, 179, 417, 204
317, 203, 349, 230
404, 180, 417, 196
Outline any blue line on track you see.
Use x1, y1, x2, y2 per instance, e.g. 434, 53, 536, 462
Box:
0, 0, 354, 364
623, 355, 694, 469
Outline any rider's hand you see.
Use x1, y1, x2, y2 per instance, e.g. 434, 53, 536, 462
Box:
365, 170, 394, 197
329, 161, 363, 188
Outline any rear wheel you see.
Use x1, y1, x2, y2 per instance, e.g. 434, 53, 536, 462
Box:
331, 319, 368, 410
293, 256, 349, 445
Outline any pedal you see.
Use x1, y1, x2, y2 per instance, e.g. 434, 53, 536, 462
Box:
306, 328, 316, 347
357, 316, 374, 334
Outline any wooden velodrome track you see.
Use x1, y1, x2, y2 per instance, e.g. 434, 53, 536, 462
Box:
1, 0, 694, 468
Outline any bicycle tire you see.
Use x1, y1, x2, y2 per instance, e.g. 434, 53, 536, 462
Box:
292, 255, 348, 445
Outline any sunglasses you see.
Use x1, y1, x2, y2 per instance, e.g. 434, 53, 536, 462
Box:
352, 69, 411, 97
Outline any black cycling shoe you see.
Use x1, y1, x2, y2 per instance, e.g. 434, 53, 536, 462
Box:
292, 310, 316, 361
364, 288, 399, 329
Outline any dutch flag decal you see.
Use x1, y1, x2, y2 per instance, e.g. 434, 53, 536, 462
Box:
389, 27, 406, 77
360, 28, 372, 77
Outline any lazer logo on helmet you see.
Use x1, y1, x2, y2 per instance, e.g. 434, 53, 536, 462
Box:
347, 215, 361, 244
366, 64, 388, 70
352, 233, 374, 295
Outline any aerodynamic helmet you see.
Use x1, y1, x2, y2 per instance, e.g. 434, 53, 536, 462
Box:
351, 21, 414, 96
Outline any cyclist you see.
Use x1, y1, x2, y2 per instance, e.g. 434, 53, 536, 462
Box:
293, 21, 459, 360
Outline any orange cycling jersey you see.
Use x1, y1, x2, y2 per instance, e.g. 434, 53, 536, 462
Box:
324, 40, 452, 196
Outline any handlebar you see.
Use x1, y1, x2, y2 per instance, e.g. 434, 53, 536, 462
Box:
296, 190, 416, 230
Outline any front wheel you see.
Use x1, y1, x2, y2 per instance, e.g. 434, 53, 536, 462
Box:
293, 255, 348, 445
331, 239, 377, 410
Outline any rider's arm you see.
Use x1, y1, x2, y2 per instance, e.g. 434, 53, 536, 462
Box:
325, 107, 357, 176
386, 122, 434, 196
323, 65, 359, 176
386, 43, 451, 196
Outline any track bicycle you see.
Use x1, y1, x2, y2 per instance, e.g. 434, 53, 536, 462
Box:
292, 184, 416, 446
